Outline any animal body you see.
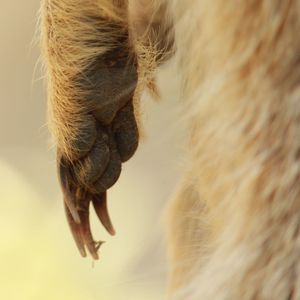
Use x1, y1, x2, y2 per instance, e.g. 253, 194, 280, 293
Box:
41, 0, 300, 299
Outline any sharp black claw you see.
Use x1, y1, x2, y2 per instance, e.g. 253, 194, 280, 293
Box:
64, 202, 86, 258
92, 192, 116, 236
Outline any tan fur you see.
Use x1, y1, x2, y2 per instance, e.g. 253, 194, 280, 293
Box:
167, 1, 300, 299
41, 0, 130, 159
41, 0, 300, 299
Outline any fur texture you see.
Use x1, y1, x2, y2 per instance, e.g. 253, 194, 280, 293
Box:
41, 0, 300, 299
41, 0, 131, 160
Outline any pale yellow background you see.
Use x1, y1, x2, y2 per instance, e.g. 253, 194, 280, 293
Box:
0, 2, 182, 299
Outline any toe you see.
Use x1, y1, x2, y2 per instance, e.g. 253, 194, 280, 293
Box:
73, 128, 110, 187
112, 102, 139, 162
92, 134, 122, 193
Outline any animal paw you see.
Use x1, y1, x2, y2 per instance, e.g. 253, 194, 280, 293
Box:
56, 33, 139, 259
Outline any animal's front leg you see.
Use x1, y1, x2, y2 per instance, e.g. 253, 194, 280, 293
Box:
41, 0, 139, 259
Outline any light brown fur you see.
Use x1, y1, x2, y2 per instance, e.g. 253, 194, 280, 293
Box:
41, 0, 300, 299
41, 0, 130, 160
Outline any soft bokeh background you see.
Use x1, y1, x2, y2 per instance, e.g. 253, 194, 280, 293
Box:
0, 1, 182, 299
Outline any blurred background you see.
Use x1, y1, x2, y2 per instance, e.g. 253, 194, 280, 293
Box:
0, 1, 183, 299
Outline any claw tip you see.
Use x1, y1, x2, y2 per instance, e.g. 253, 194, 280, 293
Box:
79, 248, 87, 258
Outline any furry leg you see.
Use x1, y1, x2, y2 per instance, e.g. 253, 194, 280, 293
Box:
169, 0, 300, 298
41, 0, 138, 259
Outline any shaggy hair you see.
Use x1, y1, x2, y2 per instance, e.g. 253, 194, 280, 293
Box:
41, 0, 300, 299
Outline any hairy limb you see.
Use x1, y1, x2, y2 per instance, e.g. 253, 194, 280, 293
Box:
41, 0, 138, 259
170, 0, 300, 298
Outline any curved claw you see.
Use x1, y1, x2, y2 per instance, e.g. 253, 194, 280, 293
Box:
64, 187, 107, 260
58, 154, 80, 224
77, 191, 104, 260
92, 192, 116, 236
64, 202, 86, 258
